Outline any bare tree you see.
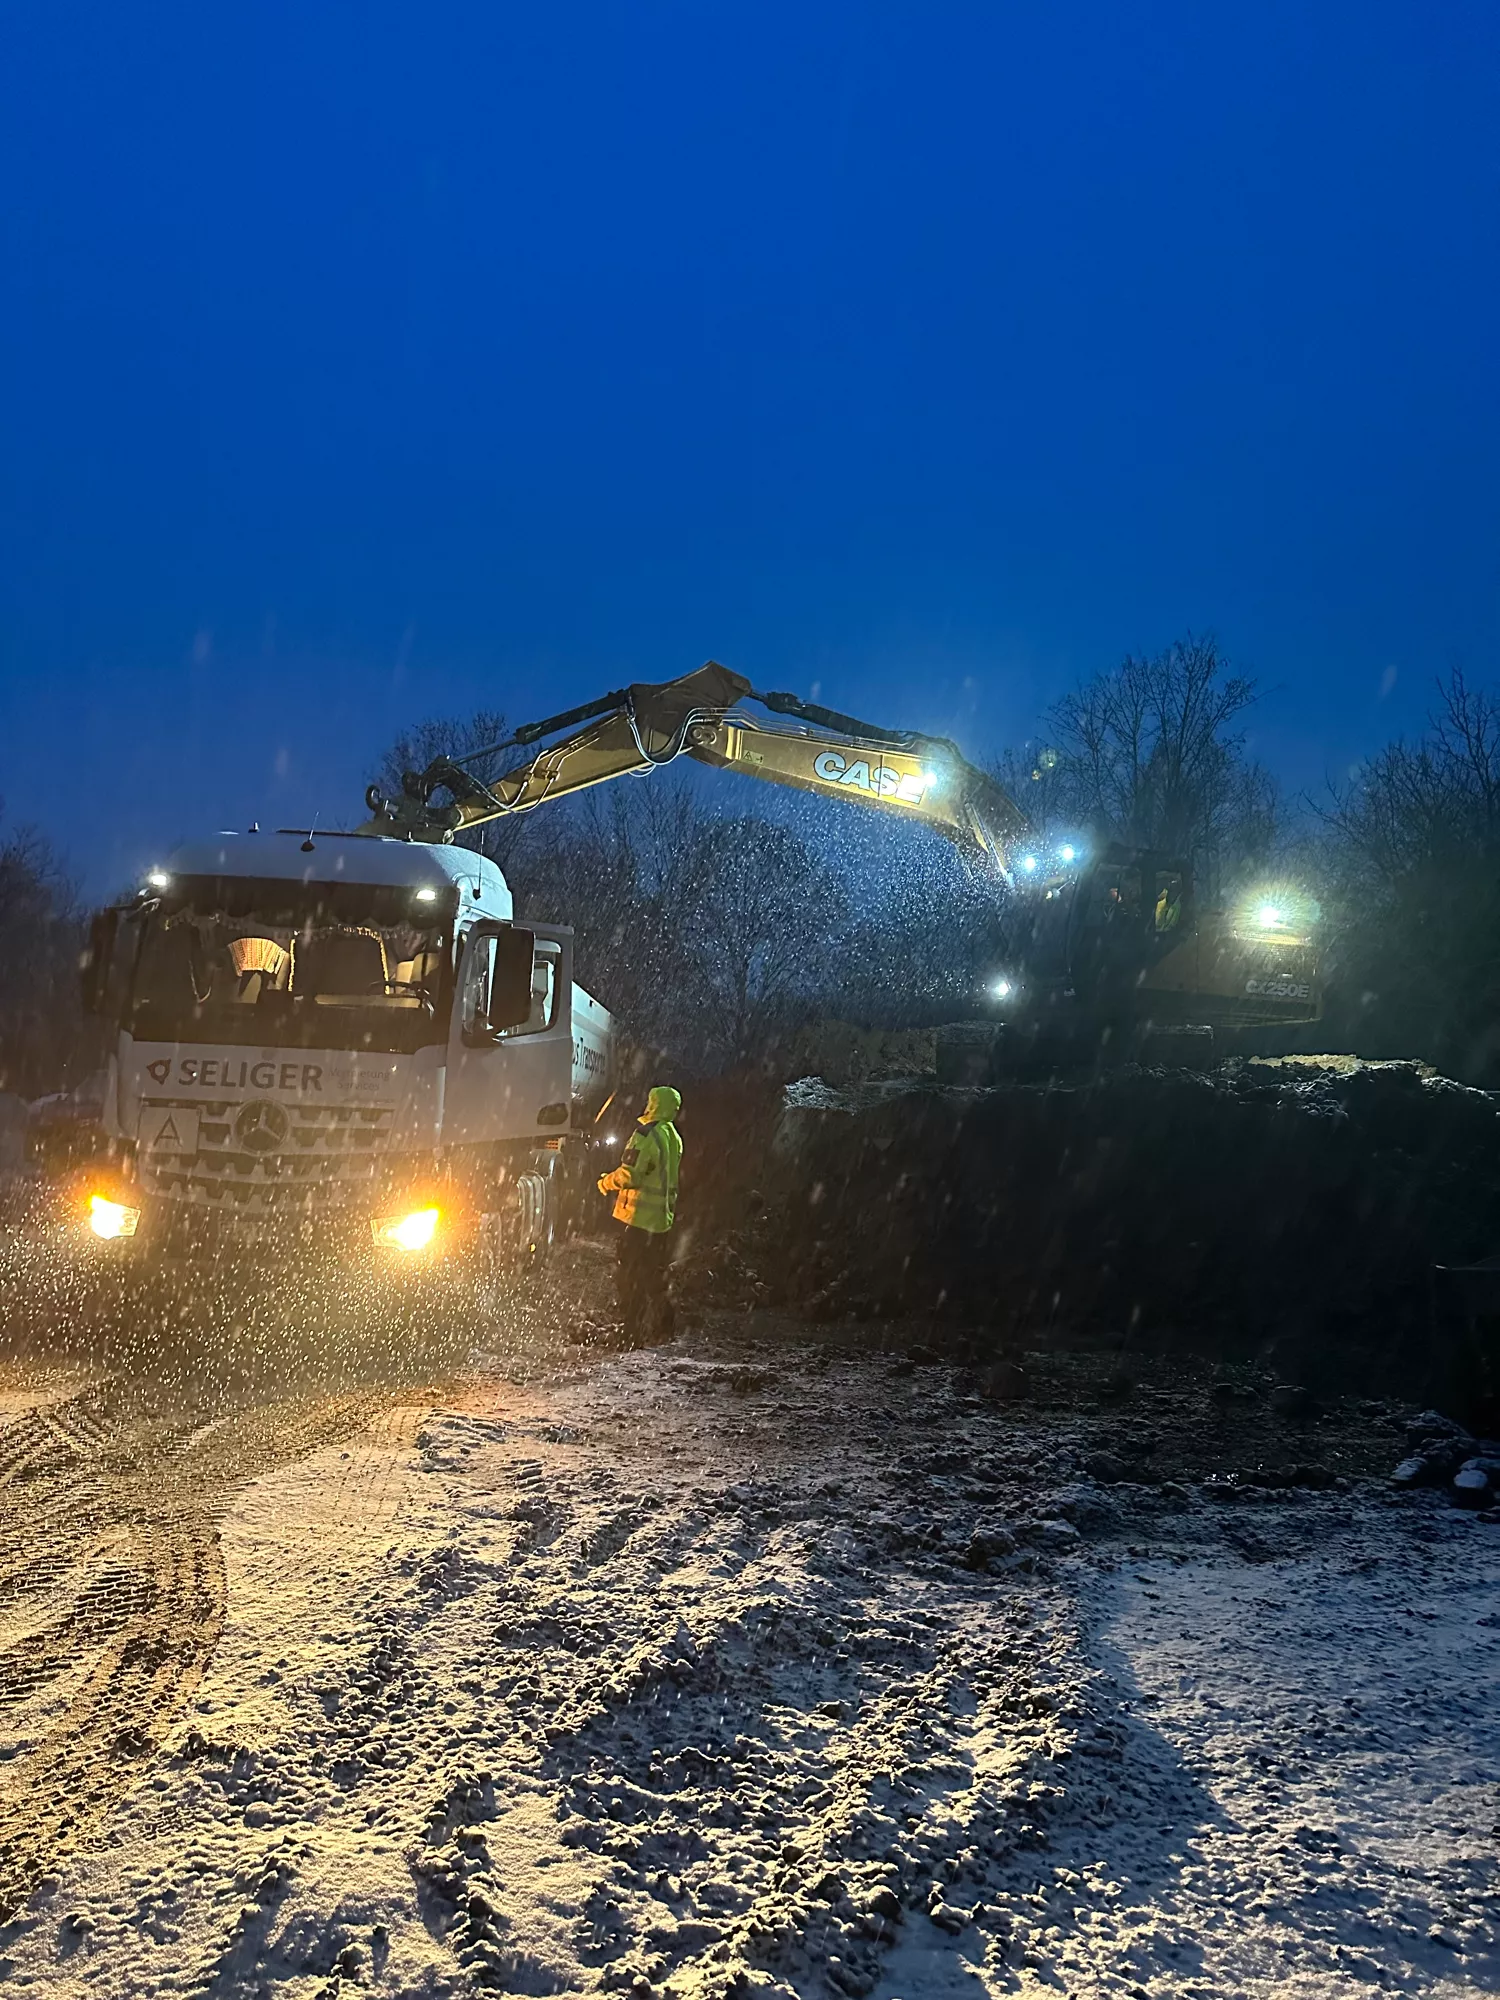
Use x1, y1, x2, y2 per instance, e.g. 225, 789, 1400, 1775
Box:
1316, 669, 1500, 1077
515, 779, 718, 1046
1321, 670, 1500, 885
516, 786, 849, 1069
0, 812, 83, 1095
372, 711, 529, 872
1017, 634, 1278, 864
685, 815, 849, 1066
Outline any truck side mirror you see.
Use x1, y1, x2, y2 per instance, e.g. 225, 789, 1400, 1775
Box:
80, 909, 118, 1015
486, 925, 536, 1033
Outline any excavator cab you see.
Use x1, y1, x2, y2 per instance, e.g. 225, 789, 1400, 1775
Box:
1006, 851, 1192, 971
1069, 852, 1197, 1013
1082, 854, 1193, 943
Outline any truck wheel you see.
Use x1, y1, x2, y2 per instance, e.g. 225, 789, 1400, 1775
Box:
514, 1169, 553, 1277
465, 1212, 508, 1321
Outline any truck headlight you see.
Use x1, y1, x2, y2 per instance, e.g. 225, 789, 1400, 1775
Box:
88, 1194, 140, 1240
371, 1206, 442, 1252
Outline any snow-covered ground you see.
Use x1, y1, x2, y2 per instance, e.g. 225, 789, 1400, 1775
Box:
0, 1330, 1495, 1998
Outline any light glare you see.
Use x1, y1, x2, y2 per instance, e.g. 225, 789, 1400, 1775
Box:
88, 1194, 139, 1240
373, 1205, 441, 1251
1059, 844, 1077, 863
146, 870, 169, 889
1257, 903, 1284, 929
1020, 855, 1039, 874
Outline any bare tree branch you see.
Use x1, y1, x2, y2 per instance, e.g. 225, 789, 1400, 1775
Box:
1006, 633, 1277, 867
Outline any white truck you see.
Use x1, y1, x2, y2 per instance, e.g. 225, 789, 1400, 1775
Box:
75, 829, 616, 1273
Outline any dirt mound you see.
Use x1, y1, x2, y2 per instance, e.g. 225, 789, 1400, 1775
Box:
688, 1057, 1500, 1419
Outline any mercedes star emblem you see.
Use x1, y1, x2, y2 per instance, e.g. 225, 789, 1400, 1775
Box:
232, 1099, 291, 1153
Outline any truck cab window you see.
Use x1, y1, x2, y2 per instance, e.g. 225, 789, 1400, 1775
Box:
510, 942, 560, 1036
127, 879, 451, 1052
460, 933, 560, 1040
459, 931, 496, 1040
227, 935, 290, 1001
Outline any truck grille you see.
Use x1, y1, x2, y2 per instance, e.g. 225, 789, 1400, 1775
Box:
139, 1099, 397, 1211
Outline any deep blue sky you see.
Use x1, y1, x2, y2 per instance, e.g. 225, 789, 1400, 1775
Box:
2, 1, 1497, 893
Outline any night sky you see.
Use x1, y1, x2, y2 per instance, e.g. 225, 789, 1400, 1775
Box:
2, 2, 1496, 894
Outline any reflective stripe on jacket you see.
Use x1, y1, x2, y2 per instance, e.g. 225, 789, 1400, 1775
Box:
604, 1119, 682, 1232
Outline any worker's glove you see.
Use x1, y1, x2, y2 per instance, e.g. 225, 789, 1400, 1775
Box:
596, 1175, 612, 1197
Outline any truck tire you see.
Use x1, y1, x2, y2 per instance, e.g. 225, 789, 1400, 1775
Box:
462, 1168, 553, 1319
514, 1168, 554, 1276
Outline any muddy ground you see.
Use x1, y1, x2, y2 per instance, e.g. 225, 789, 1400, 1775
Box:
685, 1059, 1500, 1427
0, 1242, 1495, 1998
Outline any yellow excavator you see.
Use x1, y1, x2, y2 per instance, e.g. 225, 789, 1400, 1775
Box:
362, 660, 1320, 1058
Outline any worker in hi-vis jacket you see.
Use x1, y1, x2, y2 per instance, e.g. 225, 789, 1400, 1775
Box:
597, 1085, 682, 1344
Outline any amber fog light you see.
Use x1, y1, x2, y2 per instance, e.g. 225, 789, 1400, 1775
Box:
88, 1194, 141, 1240
371, 1206, 442, 1252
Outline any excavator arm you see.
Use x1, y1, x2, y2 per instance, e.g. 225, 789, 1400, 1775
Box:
362, 661, 1032, 872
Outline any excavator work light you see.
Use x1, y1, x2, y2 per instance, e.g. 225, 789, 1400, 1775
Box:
371, 1206, 442, 1252
1231, 886, 1317, 945
88, 1194, 140, 1240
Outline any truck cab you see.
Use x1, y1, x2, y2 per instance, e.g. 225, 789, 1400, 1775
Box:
77, 830, 614, 1266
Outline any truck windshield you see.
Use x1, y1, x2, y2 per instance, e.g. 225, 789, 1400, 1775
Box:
126, 877, 453, 1053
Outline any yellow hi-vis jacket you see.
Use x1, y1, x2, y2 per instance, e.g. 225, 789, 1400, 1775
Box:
599, 1087, 682, 1233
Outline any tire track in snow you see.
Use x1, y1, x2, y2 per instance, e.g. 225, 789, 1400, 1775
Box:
376, 1376, 1098, 2000
0, 1384, 426, 1920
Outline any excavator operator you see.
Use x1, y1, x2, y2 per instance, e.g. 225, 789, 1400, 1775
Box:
598, 1085, 683, 1346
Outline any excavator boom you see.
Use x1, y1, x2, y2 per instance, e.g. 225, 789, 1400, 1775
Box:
359, 658, 1322, 1040
363, 661, 1031, 868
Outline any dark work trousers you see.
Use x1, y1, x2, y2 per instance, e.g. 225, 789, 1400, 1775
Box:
616, 1225, 675, 1345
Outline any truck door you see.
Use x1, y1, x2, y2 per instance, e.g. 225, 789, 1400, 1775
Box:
442, 922, 576, 1146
